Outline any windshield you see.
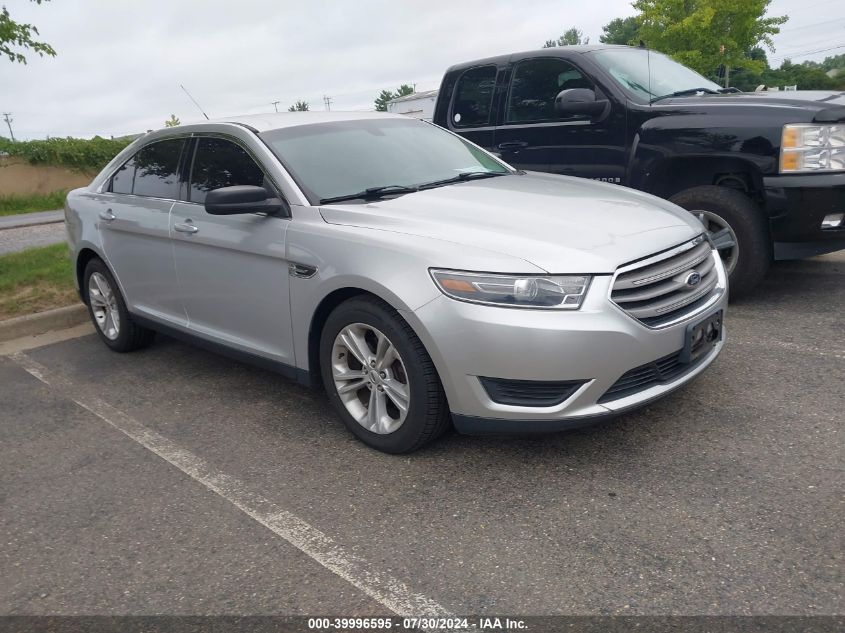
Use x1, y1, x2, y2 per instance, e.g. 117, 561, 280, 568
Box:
588, 48, 721, 102
259, 118, 511, 204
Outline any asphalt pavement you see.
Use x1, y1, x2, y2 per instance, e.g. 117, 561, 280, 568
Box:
1, 252, 842, 618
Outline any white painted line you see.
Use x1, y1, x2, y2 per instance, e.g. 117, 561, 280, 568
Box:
10, 351, 453, 619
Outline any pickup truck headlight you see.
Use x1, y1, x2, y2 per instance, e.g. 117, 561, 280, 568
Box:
430, 269, 591, 309
780, 123, 845, 173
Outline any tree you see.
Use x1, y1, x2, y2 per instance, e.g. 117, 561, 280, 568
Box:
288, 100, 309, 112
600, 17, 640, 45
1, 0, 56, 64
542, 28, 589, 48
374, 84, 415, 111
164, 114, 180, 128
633, 0, 787, 78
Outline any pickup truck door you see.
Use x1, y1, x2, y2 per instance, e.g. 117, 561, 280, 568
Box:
494, 56, 627, 183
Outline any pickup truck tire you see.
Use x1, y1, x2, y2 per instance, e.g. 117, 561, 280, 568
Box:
669, 186, 771, 299
320, 296, 451, 453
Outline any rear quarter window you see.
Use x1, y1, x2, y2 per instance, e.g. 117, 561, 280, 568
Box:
451, 65, 497, 128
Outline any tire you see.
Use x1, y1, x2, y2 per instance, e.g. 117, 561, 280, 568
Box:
669, 185, 771, 299
319, 296, 450, 453
83, 258, 155, 352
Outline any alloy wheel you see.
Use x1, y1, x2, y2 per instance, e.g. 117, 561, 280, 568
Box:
88, 272, 121, 340
692, 209, 739, 275
331, 323, 410, 435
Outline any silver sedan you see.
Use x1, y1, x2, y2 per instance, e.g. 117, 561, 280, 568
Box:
65, 112, 727, 453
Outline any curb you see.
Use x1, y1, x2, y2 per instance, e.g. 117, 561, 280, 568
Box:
0, 218, 64, 231
0, 304, 89, 343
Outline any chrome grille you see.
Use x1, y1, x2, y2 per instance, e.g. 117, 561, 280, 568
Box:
611, 237, 720, 327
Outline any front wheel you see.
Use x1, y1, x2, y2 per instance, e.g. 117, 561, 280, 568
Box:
319, 296, 450, 453
670, 186, 771, 299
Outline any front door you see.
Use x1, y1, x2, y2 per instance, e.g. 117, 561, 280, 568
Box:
495, 57, 626, 183
170, 136, 294, 365
97, 138, 186, 324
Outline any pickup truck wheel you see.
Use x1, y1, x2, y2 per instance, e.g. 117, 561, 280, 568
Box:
320, 296, 451, 454
669, 186, 771, 299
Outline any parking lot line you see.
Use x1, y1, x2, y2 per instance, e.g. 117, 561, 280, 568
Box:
9, 350, 454, 619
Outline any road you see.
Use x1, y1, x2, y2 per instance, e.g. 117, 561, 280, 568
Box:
0, 213, 65, 255
1, 252, 842, 620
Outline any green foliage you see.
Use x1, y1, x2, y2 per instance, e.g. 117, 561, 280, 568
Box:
0, 0, 56, 64
542, 28, 589, 48
633, 0, 787, 76
164, 114, 180, 127
374, 84, 415, 111
600, 17, 640, 45
0, 136, 132, 172
0, 190, 67, 216
288, 100, 309, 112
0, 242, 75, 319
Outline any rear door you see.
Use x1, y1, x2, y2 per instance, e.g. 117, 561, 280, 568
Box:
97, 138, 187, 324
495, 55, 627, 182
169, 136, 294, 365
444, 64, 500, 153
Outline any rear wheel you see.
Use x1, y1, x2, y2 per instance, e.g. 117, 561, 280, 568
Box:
83, 258, 155, 352
670, 185, 771, 299
319, 296, 450, 453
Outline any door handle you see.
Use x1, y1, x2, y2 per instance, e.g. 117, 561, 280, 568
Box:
496, 141, 528, 150
173, 221, 198, 234
99, 209, 116, 222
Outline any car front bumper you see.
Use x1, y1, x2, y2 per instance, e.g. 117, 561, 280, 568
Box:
764, 173, 845, 259
402, 269, 729, 434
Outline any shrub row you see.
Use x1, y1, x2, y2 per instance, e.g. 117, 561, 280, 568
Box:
0, 136, 134, 172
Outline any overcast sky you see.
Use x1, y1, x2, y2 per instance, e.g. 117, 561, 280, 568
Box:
2, 0, 844, 140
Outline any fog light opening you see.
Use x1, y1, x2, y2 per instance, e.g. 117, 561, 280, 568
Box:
821, 213, 845, 230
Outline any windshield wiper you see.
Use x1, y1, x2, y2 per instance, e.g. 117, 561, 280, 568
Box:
418, 171, 507, 190
319, 184, 418, 205
651, 87, 720, 103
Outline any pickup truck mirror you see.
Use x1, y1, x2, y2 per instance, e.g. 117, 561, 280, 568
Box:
204, 185, 288, 216
554, 88, 608, 118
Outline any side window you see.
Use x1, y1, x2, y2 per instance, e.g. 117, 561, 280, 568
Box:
451, 65, 497, 128
189, 138, 266, 204
506, 58, 593, 124
109, 158, 135, 195
132, 139, 184, 199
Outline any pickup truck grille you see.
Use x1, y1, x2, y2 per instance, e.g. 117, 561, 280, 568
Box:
611, 237, 719, 327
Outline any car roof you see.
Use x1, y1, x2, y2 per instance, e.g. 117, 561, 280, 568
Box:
444, 44, 632, 73
209, 110, 407, 133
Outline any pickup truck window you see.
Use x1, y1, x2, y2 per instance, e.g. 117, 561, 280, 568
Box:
507, 58, 593, 123
589, 48, 720, 102
451, 65, 497, 128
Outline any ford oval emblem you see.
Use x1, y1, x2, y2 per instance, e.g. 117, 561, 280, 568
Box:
685, 271, 702, 287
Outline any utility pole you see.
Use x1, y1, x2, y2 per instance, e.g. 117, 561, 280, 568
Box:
323, 95, 332, 111
271, 101, 280, 113
2, 113, 15, 142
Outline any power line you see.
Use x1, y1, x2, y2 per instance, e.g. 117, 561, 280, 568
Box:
780, 18, 845, 33
271, 100, 280, 113
2, 113, 14, 142
323, 95, 332, 111
770, 43, 845, 61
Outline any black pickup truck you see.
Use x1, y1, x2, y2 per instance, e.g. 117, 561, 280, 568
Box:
433, 45, 845, 297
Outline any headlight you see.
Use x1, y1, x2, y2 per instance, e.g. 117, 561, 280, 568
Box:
780, 123, 845, 173
430, 269, 591, 309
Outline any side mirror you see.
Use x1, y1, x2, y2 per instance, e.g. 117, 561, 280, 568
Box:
554, 88, 609, 118
204, 185, 288, 216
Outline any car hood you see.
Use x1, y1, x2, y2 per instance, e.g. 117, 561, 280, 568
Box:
654, 90, 845, 121
318, 172, 702, 273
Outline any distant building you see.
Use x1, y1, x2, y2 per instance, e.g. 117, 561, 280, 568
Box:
386, 90, 438, 120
